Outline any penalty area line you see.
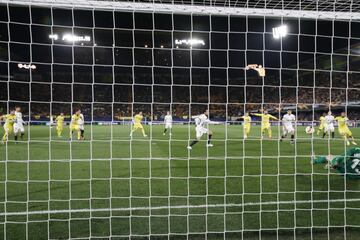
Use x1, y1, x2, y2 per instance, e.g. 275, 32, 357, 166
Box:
1, 198, 360, 217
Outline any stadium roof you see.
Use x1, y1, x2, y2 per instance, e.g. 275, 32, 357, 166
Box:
2, 0, 360, 20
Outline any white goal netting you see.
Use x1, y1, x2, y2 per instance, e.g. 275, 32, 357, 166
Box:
0, 0, 360, 239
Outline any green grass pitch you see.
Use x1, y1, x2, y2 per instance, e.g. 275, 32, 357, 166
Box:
0, 124, 360, 239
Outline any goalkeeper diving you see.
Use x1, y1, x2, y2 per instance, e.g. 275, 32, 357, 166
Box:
312, 147, 360, 179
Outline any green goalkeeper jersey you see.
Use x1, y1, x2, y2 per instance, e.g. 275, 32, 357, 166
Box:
314, 148, 360, 178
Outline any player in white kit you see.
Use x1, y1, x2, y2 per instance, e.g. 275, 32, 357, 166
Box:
163, 111, 173, 136
280, 110, 296, 143
323, 111, 335, 139
187, 109, 214, 150
78, 111, 85, 140
14, 106, 25, 143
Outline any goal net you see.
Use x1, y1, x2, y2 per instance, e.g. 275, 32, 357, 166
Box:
1, 0, 360, 239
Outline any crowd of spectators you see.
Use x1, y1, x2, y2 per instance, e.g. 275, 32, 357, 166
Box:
2, 70, 359, 121
2, 101, 360, 122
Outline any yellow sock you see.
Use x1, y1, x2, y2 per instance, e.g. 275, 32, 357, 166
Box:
142, 129, 146, 136
77, 131, 81, 140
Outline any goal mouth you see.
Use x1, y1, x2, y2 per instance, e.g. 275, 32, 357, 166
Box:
1, 0, 360, 239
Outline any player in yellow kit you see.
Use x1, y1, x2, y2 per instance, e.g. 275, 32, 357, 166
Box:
69, 109, 81, 140
240, 112, 252, 139
252, 110, 278, 139
130, 111, 147, 137
56, 113, 65, 137
317, 112, 327, 136
1, 110, 16, 144
335, 112, 357, 146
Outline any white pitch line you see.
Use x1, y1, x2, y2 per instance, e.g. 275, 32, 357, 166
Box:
1, 198, 360, 217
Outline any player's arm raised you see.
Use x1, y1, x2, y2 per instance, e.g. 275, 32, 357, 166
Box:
208, 119, 220, 125
270, 115, 278, 120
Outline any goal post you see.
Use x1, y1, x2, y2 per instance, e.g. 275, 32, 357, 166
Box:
0, 0, 360, 239
3, 0, 360, 20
